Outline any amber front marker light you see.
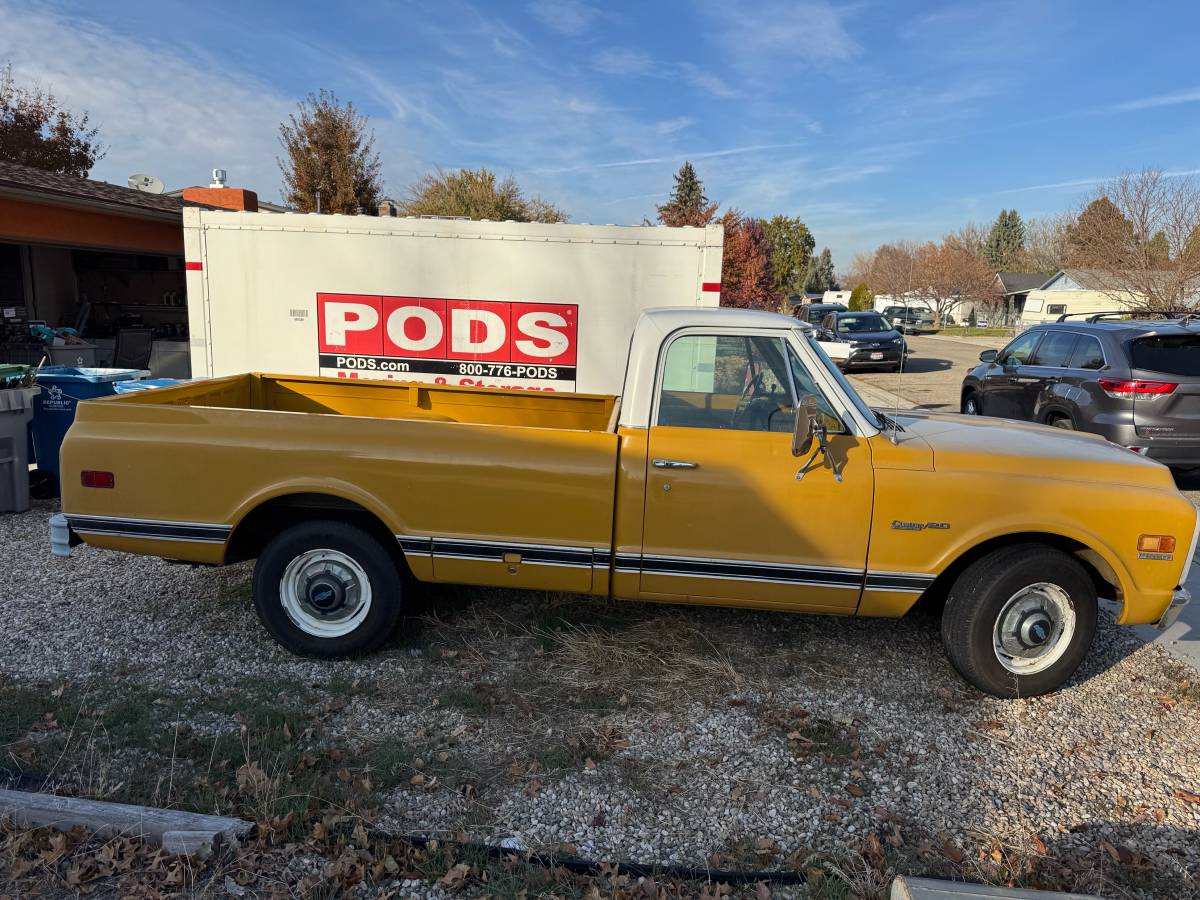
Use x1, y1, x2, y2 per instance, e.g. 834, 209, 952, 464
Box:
1138, 534, 1176, 554
81, 470, 115, 489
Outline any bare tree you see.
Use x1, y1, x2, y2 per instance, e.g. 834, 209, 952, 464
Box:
909, 235, 995, 326
950, 220, 989, 259
1015, 213, 1072, 274
861, 241, 918, 300
1066, 169, 1200, 310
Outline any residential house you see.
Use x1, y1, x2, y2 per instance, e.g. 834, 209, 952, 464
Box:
991, 271, 1051, 324
1020, 270, 1148, 326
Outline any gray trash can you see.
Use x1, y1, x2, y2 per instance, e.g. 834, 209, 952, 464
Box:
0, 385, 39, 512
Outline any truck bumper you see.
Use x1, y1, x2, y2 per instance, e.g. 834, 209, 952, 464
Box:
1158, 585, 1191, 630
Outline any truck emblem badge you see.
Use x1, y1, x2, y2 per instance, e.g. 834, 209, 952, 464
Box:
892, 520, 950, 531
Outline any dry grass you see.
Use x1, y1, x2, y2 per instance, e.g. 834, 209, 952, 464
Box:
536, 616, 748, 707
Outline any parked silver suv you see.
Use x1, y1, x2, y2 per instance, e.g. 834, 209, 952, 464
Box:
960, 313, 1200, 468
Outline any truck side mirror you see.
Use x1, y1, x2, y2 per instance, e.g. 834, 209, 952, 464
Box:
792, 394, 819, 456
979, 349, 997, 364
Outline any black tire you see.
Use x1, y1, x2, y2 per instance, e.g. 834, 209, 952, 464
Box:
961, 392, 981, 415
1048, 414, 1075, 430
940, 544, 1097, 698
252, 520, 403, 658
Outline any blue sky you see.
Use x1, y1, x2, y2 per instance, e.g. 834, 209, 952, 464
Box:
3, 0, 1200, 266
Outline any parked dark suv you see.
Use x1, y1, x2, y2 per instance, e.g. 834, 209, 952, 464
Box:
816, 310, 908, 371
882, 306, 935, 334
793, 302, 846, 326
960, 314, 1200, 467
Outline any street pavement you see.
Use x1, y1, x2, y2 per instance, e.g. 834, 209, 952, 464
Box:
846, 334, 1200, 670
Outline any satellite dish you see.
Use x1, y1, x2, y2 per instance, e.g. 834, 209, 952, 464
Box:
127, 173, 165, 194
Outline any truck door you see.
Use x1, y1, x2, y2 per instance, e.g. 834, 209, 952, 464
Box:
638, 332, 873, 613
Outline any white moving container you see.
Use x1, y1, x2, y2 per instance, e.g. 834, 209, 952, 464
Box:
183, 209, 724, 394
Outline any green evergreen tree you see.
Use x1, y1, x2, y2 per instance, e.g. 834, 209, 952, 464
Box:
1067, 197, 1136, 266
804, 247, 837, 293
848, 282, 874, 311
656, 161, 715, 226
759, 215, 815, 296
1148, 230, 1170, 264
983, 209, 1025, 270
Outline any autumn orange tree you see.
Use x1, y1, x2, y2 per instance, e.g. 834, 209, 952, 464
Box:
656, 162, 781, 310
0, 64, 103, 176
278, 89, 382, 214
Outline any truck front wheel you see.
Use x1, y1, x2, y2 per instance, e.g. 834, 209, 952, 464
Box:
940, 544, 1097, 698
252, 520, 403, 658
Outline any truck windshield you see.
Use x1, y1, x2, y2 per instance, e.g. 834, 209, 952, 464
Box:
801, 331, 878, 425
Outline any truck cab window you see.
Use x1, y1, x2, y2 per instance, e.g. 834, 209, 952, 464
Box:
658, 334, 795, 431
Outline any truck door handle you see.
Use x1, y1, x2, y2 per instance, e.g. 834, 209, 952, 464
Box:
653, 458, 699, 469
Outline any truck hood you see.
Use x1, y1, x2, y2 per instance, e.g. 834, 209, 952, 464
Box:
891, 410, 1178, 491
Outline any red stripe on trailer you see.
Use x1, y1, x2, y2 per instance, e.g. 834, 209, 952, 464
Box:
701, 282, 721, 292
185, 261, 203, 271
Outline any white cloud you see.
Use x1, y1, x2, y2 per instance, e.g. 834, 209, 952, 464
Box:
0, 3, 294, 200
590, 50, 737, 99
697, 0, 858, 72
1106, 87, 1200, 112
655, 117, 693, 135
526, 0, 599, 36
995, 168, 1200, 195
592, 47, 656, 76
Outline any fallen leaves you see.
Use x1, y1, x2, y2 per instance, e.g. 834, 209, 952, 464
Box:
1172, 788, 1200, 805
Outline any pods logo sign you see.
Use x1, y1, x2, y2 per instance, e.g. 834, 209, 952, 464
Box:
316, 293, 578, 386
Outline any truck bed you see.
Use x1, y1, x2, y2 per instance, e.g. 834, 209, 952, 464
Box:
61, 373, 622, 591
109, 373, 620, 432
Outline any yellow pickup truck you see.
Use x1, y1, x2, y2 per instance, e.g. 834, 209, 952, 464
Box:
52, 308, 1194, 697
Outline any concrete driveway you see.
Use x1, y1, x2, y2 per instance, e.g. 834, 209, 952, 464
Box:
846, 333, 1200, 671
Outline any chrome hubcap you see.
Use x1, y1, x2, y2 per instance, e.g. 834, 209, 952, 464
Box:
279, 548, 372, 638
993, 582, 1075, 675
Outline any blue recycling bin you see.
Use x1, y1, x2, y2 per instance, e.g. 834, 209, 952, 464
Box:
31, 366, 149, 492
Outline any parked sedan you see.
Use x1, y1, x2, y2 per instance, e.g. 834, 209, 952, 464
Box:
960, 318, 1200, 468
817, 311, 908, 371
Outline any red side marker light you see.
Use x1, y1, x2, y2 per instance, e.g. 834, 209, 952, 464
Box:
81, 470, 114, 488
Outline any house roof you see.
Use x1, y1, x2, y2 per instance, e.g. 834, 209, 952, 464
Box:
0, 159, 186, 220
995, 271, 1052, 295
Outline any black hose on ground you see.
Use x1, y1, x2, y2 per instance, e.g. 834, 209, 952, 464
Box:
0, 770, 809, 885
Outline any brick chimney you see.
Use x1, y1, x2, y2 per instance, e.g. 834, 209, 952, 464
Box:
378, 199, 399, 217
182, 167, 259, 211
183, 186, 258, 211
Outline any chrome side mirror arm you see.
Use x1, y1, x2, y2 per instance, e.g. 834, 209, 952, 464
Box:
795, 420, 843, 483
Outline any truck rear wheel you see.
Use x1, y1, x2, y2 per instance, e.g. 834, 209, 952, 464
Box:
252, 520, 402, 658
940, 544, 1097, 698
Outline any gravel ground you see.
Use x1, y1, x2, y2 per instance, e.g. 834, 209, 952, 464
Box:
3, 500, 1199, 897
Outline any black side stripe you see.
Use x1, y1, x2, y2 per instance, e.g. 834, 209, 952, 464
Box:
394, 536, 935, 595
865, 571, 936, 592
397, 536, 603, 569
639, 555, 862, 588
67, 515, 231, 543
